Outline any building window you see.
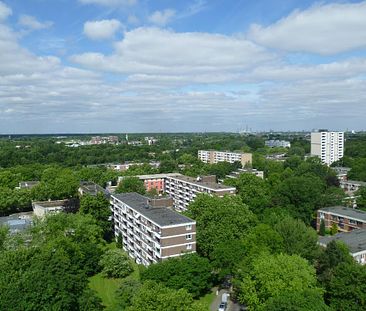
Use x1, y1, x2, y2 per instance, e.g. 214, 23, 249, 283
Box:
186, 244, 192, 250
186, 234, 192, 240
186, 224, 192, 230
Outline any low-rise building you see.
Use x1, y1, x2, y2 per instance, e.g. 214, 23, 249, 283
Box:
265, 140, 291, 148
317, 206, 366, 232
319, 229, 366, 265
32, 200, 68, 218
111, 193, 196, 266
0, 212, 33, 234
165, 175, 236, 211
226, 168, 264, 179
198, 150, 252, 167
78, 181, 109, 197
333, 167, 351, 182
340, 180, 366, 194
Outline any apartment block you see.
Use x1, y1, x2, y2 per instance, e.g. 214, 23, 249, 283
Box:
340, 180, 366, 194
311, 131, 344, 166
317, 206, 366, 232
165, 175, 236, 211
319, 229, 366, 265
198, 150, 252, 167
226, 168, 264, 179
265, 140, 291, 148
111, 193, 196, 266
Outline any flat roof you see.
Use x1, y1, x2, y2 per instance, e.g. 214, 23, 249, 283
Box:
341, 180, 366, 186
136, 173, 182, 180
112, 193, 195, 227
319, 206, 366, 222
0, 212, 33, 232
319, 229, 366, 254
167, 175, 236, 191
32, 200, 67, 208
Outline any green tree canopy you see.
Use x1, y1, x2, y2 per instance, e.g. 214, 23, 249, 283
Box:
115, 177, 146, 194
99, 249, 133, 278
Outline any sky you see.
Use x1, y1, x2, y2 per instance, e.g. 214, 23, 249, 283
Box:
0, 0, 366, 133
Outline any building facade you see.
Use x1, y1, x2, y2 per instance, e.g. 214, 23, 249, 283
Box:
265, 140, 291, 148
164, 175, 236, 211
319, 229, 366, 265
311, 131, 344, 166
111, 193, 196, 266
226, 168, 264, 180
198, 150, 252, 167
340, 180, 366, 194
317, 206, 366, 232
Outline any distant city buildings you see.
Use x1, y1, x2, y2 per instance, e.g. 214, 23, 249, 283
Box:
144, 137, 158, 145
265, 140, 291, 148
165, 175, 236, 211
111, 193, 196, 266
311, 130, 344, 166
198, 150, 252, 167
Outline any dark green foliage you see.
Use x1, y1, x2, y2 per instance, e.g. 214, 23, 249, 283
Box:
356, 187, 366, 210
265, 289, 330, 311
126, 281, 207, 311
115, 177, 146, 194
140, 253, 212, 298
115, 279, 142, 310
327, 262, 366, 310
79, 193, 112, 240
78, 289, 105, 311
319, 219, 326, 236
185, 194, 256, 258
99, 249, 133, 278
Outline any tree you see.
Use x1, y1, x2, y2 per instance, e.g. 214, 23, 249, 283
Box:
126, 281, 206, 311
224, 173, 271, 213
0, 225, 8, 251
327, 262, 366, 310
238, 254, 322, 310
356, 187, 366, 210
140, 253, 212, 298
185, 194, 256, 258
0, 246, 89, 311
115, 177, 145, 194
265, 289, 330, 311
115, 279, 142, 310
274, 216, 319, 261
330, 223, 338, 235
99, 249, 133, 278
78, 289, 105, 311
319, 219, 326, 236
79, 193, 112, 240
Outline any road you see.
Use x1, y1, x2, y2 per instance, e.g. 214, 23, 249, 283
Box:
210, 288, 243, 311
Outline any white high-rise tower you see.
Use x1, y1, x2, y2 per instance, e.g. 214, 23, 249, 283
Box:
311, 130, 344, 166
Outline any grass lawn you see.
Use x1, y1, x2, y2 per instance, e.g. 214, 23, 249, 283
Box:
198, 290, 216, 310
89, 273, 121, 311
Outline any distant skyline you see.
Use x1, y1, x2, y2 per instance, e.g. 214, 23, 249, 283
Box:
0, 0, 366, 133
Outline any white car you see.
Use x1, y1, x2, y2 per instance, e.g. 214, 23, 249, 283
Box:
218, 302, 227, 311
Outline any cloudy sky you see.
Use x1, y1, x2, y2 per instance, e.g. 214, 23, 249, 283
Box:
0, 0, 366, 133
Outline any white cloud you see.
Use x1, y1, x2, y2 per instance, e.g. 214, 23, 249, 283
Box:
18, 15, 53, 30
248, 1, 366, 55
127, 14, 139, 25
148, 9, 176, 26
72, 27, 274, 76
79, 0, 137, 7
0, 1, 12, 21
83, 19, 122, 40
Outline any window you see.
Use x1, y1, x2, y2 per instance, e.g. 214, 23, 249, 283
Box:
186, 224, 192, 230
186, 244, 192, 250
186, 234, 192, 240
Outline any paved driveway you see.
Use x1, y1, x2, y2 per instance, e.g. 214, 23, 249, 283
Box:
210, 289, 243, 311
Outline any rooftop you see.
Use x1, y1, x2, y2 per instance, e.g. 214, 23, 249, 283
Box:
112, 193, 195, 227
319, 229, 366, 254
341, 180, 366, 186
32, 200, 67, 208
0, 212, 33, 233
319, 206, 366, 222
136, 173, 182, 180
79, 181, 109, 196
167, 175, 236, 191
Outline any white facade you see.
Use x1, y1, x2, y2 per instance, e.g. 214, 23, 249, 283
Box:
198, 150, 252, 167
311, 131, 344, 166
165, 175, 236, 211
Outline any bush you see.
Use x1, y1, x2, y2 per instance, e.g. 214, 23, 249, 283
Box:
99, 249, 133, 278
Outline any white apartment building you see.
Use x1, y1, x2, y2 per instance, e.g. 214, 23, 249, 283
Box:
198, 150, 252, 167
111, 193, 196, 266
165, 175, 236, 211
311, 131, 344, 166
265, 140, 291, 148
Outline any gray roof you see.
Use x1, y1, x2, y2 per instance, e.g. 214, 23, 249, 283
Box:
167, 175, 236, 191
319, 229, 366, 254
79, 181, 109, 197
0, 212, 33, 233
319, 206, 366, 222
112, 193, 195, 227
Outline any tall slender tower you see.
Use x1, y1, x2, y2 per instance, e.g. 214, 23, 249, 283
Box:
311, 130, 344, 166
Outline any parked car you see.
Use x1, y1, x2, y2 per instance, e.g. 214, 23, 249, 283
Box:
218, 302, 227, 311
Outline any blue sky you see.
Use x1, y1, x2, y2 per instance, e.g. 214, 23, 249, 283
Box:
0, 0, 366, 133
